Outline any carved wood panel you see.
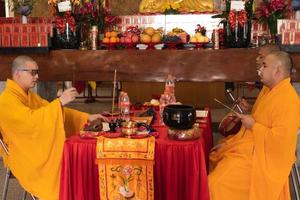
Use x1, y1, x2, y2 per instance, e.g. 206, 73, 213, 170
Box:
110, 0, 141, 15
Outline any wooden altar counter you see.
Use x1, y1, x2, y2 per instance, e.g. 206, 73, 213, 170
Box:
1, 48, 299, 82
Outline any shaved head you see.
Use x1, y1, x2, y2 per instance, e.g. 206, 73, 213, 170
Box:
259, 44, 280, 56
12, 55, 36, 75
11, 55, 39, 92
267, 51, 292, 78
256, 44, 280, 69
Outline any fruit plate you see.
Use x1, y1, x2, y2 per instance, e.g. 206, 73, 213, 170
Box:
154, 43, 164, 50
138, 43, 162, 50
136, 43, 148, 50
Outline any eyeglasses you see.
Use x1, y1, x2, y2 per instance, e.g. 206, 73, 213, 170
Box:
18, 69, 39, 76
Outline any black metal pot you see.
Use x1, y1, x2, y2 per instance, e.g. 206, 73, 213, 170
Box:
163, 104, 196, 130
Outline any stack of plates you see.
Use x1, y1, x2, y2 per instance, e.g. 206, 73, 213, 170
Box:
154, 43, 164, 50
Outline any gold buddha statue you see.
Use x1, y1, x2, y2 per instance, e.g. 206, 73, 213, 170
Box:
139, 0, 214, 13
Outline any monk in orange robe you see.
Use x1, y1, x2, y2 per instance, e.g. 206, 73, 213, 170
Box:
209, 51, 300, 200
0, 55, 106, 200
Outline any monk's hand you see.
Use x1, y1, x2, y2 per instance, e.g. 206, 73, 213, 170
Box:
236, 113, 255, 129
237, 97, 251, 112
88, 114, 109, 122
59, 87, 78, 106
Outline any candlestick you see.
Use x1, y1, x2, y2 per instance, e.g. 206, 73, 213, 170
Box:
111, 69, 117, 116
66, 22, 69, 41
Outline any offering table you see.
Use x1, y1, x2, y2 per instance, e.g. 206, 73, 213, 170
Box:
59, 109, 213, 200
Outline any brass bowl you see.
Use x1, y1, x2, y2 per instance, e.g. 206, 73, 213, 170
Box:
121, 121, 138, 136
121, 127, 138, 136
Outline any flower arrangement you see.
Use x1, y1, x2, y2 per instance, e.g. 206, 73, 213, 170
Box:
48, 0, 104, 26
74, 0, 105, 26
212, 0, 253, 48
195, 24, 206, 36
48, 0, 119, 32
212, 0, 253, 22
8, 0, 37, 16
228, 9, 248, 30
162, 1, 181, 14
255, 0, 291, 36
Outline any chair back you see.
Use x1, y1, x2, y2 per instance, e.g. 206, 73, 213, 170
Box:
0, 130, 8, 155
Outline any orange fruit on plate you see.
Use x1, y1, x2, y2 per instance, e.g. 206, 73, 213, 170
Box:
140, 34, 151, 43
110, 37, 117, 43
151, 33, 161, 43
105, 32, 111, 38
102, 37, 110, 43
110, 31, 118, 38
144, 27, 155, 36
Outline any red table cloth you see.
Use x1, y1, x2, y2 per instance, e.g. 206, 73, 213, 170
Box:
59, 108, 213, 200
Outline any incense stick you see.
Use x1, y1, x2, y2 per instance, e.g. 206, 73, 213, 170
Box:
214, 98, 240, 116
72, 67, 76, 87
111, 69, 117, 116
226, 89, 243, 114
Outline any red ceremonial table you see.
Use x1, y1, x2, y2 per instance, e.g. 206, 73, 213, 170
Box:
59, 109, 213, 200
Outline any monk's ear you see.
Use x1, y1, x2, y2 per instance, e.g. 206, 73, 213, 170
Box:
275, 64, 285, 77
13, 70, 20, 79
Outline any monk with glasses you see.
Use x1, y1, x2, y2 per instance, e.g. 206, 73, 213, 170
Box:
0, 55, 107, 200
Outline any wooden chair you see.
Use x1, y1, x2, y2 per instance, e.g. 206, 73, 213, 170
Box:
290, 131, 300, 200
0, 133, 38, 200
290, 161, 300, 200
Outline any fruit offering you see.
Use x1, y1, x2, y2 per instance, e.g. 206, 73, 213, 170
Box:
140, 27, 162, 43
190, 24, 209, 43
169, 27, 188, 43
119, 25, 140, 43
102, 31, 120, 43
161, 35, 182, 43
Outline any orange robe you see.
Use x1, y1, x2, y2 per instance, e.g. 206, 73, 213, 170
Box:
0, 79, 88, 200
209, 78, 300, 200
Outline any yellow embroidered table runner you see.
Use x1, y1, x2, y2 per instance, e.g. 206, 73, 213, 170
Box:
96, 136, 155, 200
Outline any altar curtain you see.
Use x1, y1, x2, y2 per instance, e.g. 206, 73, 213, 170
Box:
96, 136, 155, 200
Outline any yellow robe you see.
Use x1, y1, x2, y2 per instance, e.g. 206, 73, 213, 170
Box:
0, 79, 88, 200
209, 78, 300, 200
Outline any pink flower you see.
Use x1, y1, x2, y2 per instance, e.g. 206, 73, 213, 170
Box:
122, 165, 133, 177
270, 0, 285, 11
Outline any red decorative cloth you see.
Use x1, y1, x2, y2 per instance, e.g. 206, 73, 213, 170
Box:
59, 109, 213, 200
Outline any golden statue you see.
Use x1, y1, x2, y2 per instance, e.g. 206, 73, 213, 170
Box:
139, 0, 214, 13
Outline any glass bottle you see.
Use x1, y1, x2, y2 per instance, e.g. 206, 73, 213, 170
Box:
119, 92, 130, 121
